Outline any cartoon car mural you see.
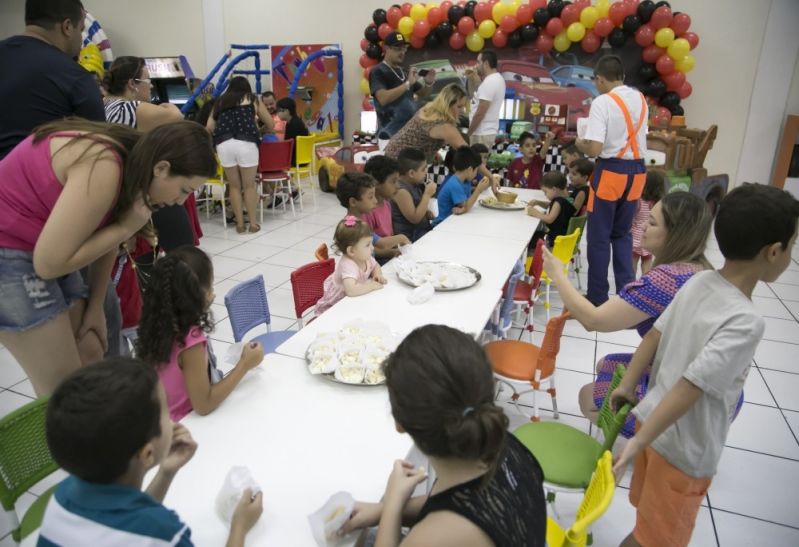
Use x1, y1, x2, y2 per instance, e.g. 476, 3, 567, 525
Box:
498, 60, 593, 128
550, 65, 598, 97
411, 59, 465, 96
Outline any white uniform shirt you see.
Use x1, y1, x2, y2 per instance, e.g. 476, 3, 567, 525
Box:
583, 84, 648, 159
470, 72, 506, 136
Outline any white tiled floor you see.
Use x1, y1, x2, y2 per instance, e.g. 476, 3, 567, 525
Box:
1, 190, 798, 545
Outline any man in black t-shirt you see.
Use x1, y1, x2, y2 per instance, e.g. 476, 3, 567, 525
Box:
0, 0, 105, 159
369, 32, 436, 139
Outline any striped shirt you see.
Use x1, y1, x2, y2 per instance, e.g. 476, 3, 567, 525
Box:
104, 98, 140, 128
37, 476, 192, 546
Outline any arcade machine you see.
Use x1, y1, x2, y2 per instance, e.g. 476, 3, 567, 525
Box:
143, 56, 195, 112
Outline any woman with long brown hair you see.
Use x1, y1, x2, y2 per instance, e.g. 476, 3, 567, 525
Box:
0, 119, 216, 395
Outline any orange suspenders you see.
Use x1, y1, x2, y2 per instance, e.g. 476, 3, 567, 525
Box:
607, 91, 647, 160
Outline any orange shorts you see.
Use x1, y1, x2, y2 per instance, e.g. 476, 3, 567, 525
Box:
629, 447, 711, 547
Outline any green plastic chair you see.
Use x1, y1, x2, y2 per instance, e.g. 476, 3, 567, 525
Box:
567, 215, 587, 290
0, 398, 60, 541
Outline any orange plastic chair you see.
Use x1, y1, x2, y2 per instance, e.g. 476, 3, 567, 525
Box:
257, 139, 295, 220
314, 243, 329, 262
485, 311, 570, 422
290, 259, 335, 328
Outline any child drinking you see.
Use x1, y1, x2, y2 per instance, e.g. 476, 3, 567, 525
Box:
632, 170, 667, 275
339, 325, 547, 545
362, 155, 401, 238
568, 158, 594, 215
508, 131, 554, 189
136, 246, 264, 421
315, 216, 387, 315
393, 147, 437, 242
433, 146, 491, 226
527, 171, 577, 248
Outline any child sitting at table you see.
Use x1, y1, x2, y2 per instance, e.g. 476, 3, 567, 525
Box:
336, 172, 410, 261
136, 246, 265, 421
568, 158, 594, 215
39, 358, 262, 547
527, 171, 577, 248
632, 170, 667, 276
393, 148, 437, 242
560, 143, 583, 173
338, 325, 547, 546
433, 146, 492, 226
508, 131, 555, 189
362, 155, 400, 238
315, 216, 387, 316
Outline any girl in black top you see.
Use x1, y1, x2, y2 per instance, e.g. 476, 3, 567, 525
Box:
527, 171, 577, 248
339, 325, 547, 547
276, 97, 309, 166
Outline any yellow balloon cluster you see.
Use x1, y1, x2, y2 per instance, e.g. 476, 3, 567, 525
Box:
667, 38, 690, 61
478, 19, 496, 39
654, 27, 675, 48
676, 54, 695, 73
566, 22, 586, 42
466, 31, 485, 52
596, 0, 611, 18
398, 15, 414, 35
410, 3, 426, 21
580, 6, 599, 29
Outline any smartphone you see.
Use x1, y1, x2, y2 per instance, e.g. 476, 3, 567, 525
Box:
418, 69, 429, 77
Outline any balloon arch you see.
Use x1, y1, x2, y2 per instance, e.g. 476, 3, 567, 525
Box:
358, 0, 697, 127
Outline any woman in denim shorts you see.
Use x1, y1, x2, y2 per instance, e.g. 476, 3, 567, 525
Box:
0, 119, 216, 395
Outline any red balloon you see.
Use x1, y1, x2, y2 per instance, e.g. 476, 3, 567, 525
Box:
623, 0, 639, 17
671, 13, 691, 35
378, 23, 394, 40
634, 24, 654, 47
560, 4, 579, 26
677, 81, 692, 99
653, 106, 671, 127
535, 33, 554, 53
581, 30, 601, 53
360, 54, 377, 69
574, 0, 591, 9
663, 71, 686, 91
656, 54, 675, 75
363, 65, 374, 78
546, 18, 564, 36
387, 6, 402, 27
440, 1, 453, 14
500, 14, 518, 33
609, 3, 627, 27
401, 3, 412, 16
517, 4, 534, 25
682, 31, 699, 50
362, 97, 374, 111
642, 44, 665, 63
474, 2, 492, 22
449, 31, 466, 50
414, 19, 431, 38
530, 0, 547, 10
492, 28, 508, 48
650, 6, 672, 30
594, 17, 614, 38
410, 34, 425, 48
360, 38, 370, 52
457, 16, 476, 35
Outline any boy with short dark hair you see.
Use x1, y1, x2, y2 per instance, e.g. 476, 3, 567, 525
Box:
433, 146, 491, 226
568, 158, 594, 214
560, 143, 583, 173
527, 171, 577, 247
508, 131, 554, 189
393, 148, 437, 242
611, 184, 799, 547
362, 155, 401, 238
39, 357, 262, 546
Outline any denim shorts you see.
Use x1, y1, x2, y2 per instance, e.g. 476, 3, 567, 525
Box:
0, 248, 88, 332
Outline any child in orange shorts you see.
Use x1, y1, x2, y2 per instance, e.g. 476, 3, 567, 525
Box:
610, 184, 799, 547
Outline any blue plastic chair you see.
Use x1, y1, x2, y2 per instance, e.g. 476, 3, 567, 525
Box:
224, 275, 296, 353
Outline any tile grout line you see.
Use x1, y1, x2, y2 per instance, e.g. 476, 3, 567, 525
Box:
705, 493, 722, 547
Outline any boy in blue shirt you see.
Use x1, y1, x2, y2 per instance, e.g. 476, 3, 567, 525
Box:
38, 358, 262, 547
433, 146, 492, 226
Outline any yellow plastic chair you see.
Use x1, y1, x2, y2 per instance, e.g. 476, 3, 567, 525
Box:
566, 216, 587, 290
199, 158, 226, 227
541, 228, 581, 320
289, 135, 317, 210
545, 451, 616, 547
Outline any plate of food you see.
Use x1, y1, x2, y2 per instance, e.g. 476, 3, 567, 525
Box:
305, 321, 396, 386
479, 196, 526, 210
395, 261, 481, 291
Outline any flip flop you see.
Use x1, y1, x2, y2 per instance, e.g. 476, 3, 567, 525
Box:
248, 224, 261, 234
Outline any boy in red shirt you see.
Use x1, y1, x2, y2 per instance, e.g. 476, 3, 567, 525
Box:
507, 131, 554, 189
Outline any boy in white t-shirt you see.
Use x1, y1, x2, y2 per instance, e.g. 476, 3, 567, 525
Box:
467, 50, 505, 146
610, 183, 799, 547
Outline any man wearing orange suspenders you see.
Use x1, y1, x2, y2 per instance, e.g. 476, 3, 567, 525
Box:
576, 55, 648, 306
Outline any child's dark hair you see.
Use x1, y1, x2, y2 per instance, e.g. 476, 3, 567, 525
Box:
452, 145, 482, 172
471, 143, 490, 157
332, 216, 373, 254
364, 155, 399, 184
569, 158, 594, 178
136, 246, 214, 364
335, 172, 376, 208
276, 97, 298, 118
562, 143, 581, 158
715, 183, 799, 260
643, 170, 667, 203
385, 325, 508, 468
517, 131, 538, 146
46, 357, 162, 484
541, 171, 567, 190
397, 148, 427, 175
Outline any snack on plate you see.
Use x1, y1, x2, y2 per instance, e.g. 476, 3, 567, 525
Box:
335, 365, 365, 384
306, 321, 396, 384
309, 351, 338, 374
365, 367, 386, 385
363, 348, 390, 369
496, 190, 518, 204
339, 347, 361, 367
396, 260, 478, 290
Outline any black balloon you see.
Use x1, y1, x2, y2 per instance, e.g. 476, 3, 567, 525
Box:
366, 43, 382, 60
647, 78, 666, 97
372, 8, 387, 26
671, 104, 684, 116
425, 32, 441, 49
608, 28, 626, 48
548, 0, 564, 17
660, 91, 680, 110
638, 63, 657, 81
508, 30, 523, 48
655, 1, 671, 8
637, 0, 656, 23
622, 15, 641, 34
521, 24, 540, 43
464, 0, 478, 18
533, 7, 551, 26
364, 25, 379, 43
448, 5, 465, 26
435, 21, 454, 41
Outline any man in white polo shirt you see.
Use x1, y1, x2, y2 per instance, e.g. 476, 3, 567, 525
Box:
467, 50, 505, 147
576, 55, 648, 306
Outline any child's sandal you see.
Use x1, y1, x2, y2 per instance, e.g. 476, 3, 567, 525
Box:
248, 223, 261, 234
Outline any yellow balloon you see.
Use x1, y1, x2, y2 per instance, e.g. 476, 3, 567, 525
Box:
566, 22, 586, 42
596, 0, 611, 18
398, 16, 414, 35
554, 31, 572, 53
360, 78, 370, 95
492, 2, 506, 24
510, 0, 522, 16
410, 3, 426, 22
478, 19, 497, 39
579, 6, 599, 29
466, 31, 485, 53
425, 2, 438, 16
675, 54, 696, 73
654, 27, 675, 48
667, 38, 690, 61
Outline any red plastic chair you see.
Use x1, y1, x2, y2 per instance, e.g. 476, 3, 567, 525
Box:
505, 239, 545, 340
290, 259, 335, 327
257, 139, 295, 220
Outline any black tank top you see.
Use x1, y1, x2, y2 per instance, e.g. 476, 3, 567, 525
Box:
417, 434, 547, 547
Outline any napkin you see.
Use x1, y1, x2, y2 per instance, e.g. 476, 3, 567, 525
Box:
407, 282, 434, 305
308, 491, 355, 546
215, 466, 262, 523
